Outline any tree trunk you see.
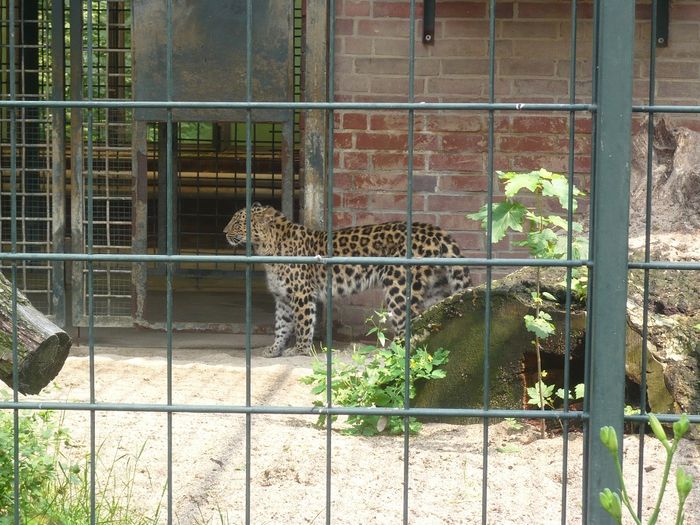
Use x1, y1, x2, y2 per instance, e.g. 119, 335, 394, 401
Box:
0, 272, 72, 395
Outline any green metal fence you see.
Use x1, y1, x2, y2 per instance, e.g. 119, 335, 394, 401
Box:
1, 1, 699, 524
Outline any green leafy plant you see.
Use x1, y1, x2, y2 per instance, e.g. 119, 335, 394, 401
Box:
504, 418, 524, 431
625, 405, 642, 416
468, 169, 587, 435
468, 169, 588, 258
300, 311, 450, 436
600, 414, 694, 525
0, 391, 162, 524
0, 409, 64, 519
527, 372, 585, 410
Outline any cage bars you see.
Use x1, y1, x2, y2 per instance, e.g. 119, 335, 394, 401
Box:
49, 0, 65, 325
480, 1, 498, 522
244, 1, 254, 523
324, 2, 335, 522
560, 1, 580, 522
402, 0, 416, 522
636, 0, 660, 518
85, 0, 97, 519
0, 0, 54, 316
9, 0, 20, 522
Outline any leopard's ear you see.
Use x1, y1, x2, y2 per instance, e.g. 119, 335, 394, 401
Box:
252, 202, 262, 209
260, 205, 279, 223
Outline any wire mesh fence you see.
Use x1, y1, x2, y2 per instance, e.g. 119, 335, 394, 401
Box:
0, 1, 699, 524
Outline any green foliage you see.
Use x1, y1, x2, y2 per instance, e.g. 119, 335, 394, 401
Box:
526, 380, 556, 409
569, 270, 589, 302
468, 169, 588, 260
468, 169, 588, 431
300, 312, 450, 436
0, 409, 64, 519
469, 200, 528, 243
524, 311, 556, 339
526, 374, 584, 410
504, 418, 524, 431
625, 405, 642, 416
600, 414, 694, 525
0, 391, 162, 524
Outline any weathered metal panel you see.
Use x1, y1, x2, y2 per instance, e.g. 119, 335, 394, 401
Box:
50, 0, 66, 327
281, 117, 295, 219
132, 0, 293, 122
69, 0, 84, 327
302, 0, 327, 229
131, 120, 148, 322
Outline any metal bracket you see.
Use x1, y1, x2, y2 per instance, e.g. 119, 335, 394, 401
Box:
423, 0, 435, 44
655, 0, 669, 47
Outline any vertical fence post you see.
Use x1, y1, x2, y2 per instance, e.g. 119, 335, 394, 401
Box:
584, 1, 636, 522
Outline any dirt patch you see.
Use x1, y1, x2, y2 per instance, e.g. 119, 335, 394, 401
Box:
26, 343, 700, 525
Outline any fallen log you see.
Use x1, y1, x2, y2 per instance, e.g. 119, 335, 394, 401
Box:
0, 271, 72, 395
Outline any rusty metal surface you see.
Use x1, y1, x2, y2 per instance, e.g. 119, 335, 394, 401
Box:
131, 121, 149, 322
132, 0, 293, 122
50, 0, 66, 326
301, 0, 328, 230
69, 0, 84, 328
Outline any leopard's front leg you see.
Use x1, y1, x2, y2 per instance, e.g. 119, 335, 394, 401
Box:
282, 293, 317, 356
263, 296, 294, 358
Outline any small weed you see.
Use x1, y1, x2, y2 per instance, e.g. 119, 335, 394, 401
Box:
526, 375, 585, 411
300, 311, 450, 436
496, 443, 521, 454
504, 418, 524, 431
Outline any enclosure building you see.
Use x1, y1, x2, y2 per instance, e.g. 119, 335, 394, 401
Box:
1, 0, 698, 336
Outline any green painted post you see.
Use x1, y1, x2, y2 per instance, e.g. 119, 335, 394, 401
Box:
584, 1, 636, 523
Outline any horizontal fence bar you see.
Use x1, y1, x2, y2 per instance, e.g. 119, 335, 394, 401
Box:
0, 99, 594, 112
633, 104, 700, 113
4, 253, 695, 269
623, 413, 700, 424
627, 260, 700, 270
0, 252, 591, 267
4, 399, 698, 425
0, 400, 584, 420
0, 102, 688, 113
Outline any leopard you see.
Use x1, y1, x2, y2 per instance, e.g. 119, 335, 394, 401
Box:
223, 203, 471, 357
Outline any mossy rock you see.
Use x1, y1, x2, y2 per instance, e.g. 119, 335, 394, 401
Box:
412, 266, 680, 422
412, 269, 586, 423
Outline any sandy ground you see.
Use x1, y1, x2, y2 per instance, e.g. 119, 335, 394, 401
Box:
22, 339, 699, 525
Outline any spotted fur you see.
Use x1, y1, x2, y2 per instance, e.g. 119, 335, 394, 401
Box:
224, 203, 470, 357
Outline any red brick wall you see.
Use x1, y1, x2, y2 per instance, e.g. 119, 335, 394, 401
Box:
327, 0, 700, 335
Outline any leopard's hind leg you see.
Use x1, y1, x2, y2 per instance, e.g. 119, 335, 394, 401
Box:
382, 266, 425, 339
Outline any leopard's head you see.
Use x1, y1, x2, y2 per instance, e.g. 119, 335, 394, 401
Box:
223, 203, 281, 249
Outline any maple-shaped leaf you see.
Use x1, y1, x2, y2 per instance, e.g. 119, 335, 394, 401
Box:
468, 200, 528, 243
